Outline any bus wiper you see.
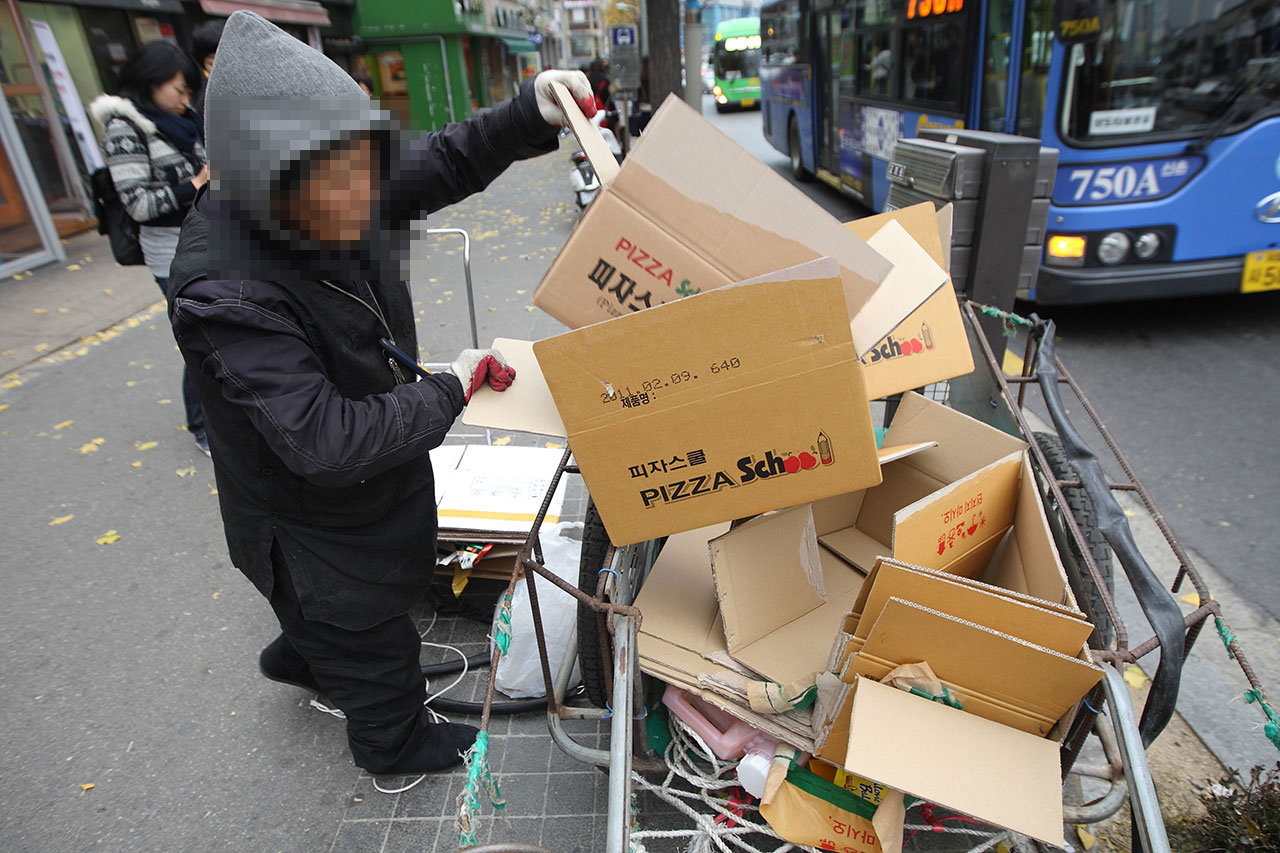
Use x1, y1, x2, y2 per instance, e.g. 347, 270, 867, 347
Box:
1186, 59, 1278, 154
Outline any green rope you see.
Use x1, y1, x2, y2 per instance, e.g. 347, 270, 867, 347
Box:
455, 731, 505, 848
1215, 615, 1237, 660
1244, 689, 1280, 754
972, 302, 1035, 336
493, 592, 513, 656
908, 684, 964, 710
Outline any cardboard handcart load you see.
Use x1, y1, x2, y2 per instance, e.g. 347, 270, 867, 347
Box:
536, 84, 949, 355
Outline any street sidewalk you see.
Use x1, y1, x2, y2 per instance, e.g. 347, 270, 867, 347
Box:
0, 231, 165, 379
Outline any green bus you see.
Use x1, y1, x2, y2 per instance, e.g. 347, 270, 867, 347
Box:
712, 17, 762, 112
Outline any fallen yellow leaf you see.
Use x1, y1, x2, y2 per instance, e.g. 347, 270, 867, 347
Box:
125, 381, 137, 387
33, 308, 47, 315
544, 441, 563, 449
95, 530, 120, 545
1179, 592, 1209, 606
211, 591, 221, 600
49, 514, 74, 526
65, 264, 81, 272
54, 420, 74, 430
0, 403, 9, 413
515, 289, 527, 295
3, 378, 22, 390
102, 288, 114, 295
207, 484, 218, 495
492, 435, 512, 446
130, 461, 141, 468
80, 783, 94, 792
133, 440, 158, 451
79, 438, 104, 454
176, 462, 197, 478
1076, 825, 1096, 850
525, 305, 535, 312
1123, 664, 1149, 689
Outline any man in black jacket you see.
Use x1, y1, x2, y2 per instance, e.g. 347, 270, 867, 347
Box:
166, 11, 594, 776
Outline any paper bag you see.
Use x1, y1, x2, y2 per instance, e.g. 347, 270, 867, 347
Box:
759, 761, 882, 852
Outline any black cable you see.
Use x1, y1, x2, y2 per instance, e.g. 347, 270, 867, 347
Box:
422, 651, 490, 677
429, 695, 547, 715
421, 654, 549, 714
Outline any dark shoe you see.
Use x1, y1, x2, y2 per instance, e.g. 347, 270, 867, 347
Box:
364, 721, 479, 776
259, 634, 322, 693
193, 431, 212, 458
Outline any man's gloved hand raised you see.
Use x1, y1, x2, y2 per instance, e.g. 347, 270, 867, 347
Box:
447, 348, 517, 403
534, 70, 597, 127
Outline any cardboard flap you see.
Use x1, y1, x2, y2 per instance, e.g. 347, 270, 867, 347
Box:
882, 393, 1027, 482
937, 204, 954, 268
818, 526, 886, 572
710, 506, 824, 652
632, 523, 733, 658
852, 558, 1093, 654
853, 220, 948, 353
891, 452, 1023, 571
845, 676, 1064, 845
721, 546, 867, 685
550, 81, 620, 187
860, 598, 1103, 729
981, 460, 1078, 608
461, 338, 568, 438
876, 441, 937, 465
608, 94, 942, 349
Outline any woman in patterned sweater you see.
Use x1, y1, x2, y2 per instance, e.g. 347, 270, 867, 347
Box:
91, 42, 211, 455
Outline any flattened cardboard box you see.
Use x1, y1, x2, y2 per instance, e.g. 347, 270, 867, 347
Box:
845, 203, 975, 400
536, 85, 940, 353
535, 260, 881, 546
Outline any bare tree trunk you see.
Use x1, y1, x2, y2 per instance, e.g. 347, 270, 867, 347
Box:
647, 0, 682, 106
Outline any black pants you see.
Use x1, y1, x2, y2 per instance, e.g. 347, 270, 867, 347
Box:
154, 276, 205, 437
267, 554, 431, 773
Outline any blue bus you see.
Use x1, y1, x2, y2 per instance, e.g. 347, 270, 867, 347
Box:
760, 0, 1280, 303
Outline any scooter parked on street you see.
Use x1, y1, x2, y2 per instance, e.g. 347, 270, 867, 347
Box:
567, 107, 622, 210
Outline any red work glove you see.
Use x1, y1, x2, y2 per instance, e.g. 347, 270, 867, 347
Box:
447, 348, 517, 403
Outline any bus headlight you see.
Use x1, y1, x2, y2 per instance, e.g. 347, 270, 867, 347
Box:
1097, 231, 1131, 265
1133, 231, 1162, 260
1046, 234, 1087, 267
713, 85, 722, 96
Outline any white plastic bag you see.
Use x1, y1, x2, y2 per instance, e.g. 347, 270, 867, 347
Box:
492, 521, 583, 698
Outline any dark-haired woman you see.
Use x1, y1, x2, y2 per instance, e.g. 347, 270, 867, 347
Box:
91, 41, 210, 456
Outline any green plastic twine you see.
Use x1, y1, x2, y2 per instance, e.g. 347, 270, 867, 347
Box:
1244, 689, 1280, 754
494, 593, 513, 656
973, 303, 1035, 336
908, 685, 964, 710
455, 731, 505, 849
1215, 615, 1238, 660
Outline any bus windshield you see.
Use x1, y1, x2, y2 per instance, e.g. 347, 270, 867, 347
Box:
1062, 0, 1280, 144
716, 34, 762, 80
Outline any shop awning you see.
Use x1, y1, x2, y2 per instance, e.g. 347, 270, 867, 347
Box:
53, 0, 184, 14
501, 38, 537, 54
198, 0, 331, 26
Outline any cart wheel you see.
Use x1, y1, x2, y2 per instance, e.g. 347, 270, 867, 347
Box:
576, 498, 614, 708
1034, 432, 1116, 648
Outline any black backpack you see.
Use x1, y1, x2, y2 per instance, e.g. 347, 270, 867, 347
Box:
90, 116, 148, 267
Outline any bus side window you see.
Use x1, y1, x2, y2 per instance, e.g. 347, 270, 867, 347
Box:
859, 30, 895, 97
901, 19, 964, 107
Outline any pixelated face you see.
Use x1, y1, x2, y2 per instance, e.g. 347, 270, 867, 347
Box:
276, 135, 379, 246
152, 71, 193, 116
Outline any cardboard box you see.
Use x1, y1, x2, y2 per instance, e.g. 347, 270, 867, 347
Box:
842, 675, 1065, 844
534, 259, 882, 546
632, 523, 819, 752
434, 445, 567, 542
810, 392, 1026, 574
709, 505, 869, 687
536, 86, 941, 354
845, 203, 975, 400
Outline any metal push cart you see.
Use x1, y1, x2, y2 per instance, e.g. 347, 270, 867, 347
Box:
444, 293, 1276, 853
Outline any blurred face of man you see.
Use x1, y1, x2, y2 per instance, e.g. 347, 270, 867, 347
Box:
279, 136, 378, 246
